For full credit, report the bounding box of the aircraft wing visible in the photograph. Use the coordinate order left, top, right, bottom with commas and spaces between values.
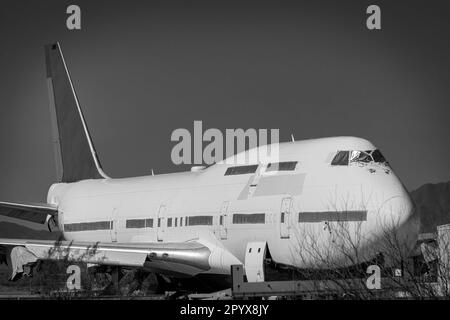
0, 201, 57, 224
0, 238, 241, 280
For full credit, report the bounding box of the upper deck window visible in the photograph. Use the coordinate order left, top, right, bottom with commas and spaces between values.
225, 165, 258, 176
266, 161, 297, 172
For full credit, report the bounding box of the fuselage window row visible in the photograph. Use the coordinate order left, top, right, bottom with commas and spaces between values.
67, 212, 273, 232
64, 221, 112, 232
125, 218, 153, 229
164, 215, 214, 227
298, 211, 367, 222
186, 215, 213, 226
232, 213, 266, 224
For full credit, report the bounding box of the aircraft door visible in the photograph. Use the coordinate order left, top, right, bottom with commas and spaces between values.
157, 204, 166, 242
57, 211, 64, 231
280, 197, 292, 239
219, 201, 229, 240
111, 208, 118, 242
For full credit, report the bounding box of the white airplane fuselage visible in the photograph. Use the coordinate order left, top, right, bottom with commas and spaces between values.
0, 43, 418, 285
46, 137, 417, 274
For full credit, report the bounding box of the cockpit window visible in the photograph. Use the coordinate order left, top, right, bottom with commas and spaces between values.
349, 151, 372, 163
331, 149, 388, 166
266, 161, 298, 172
371, 149, 387, 163
331, 151, 349, 166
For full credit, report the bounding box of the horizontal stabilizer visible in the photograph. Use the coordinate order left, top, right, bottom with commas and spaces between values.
0, 201, 57, 224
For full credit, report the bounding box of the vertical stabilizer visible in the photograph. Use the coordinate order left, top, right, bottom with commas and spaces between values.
45, 42, 109, 183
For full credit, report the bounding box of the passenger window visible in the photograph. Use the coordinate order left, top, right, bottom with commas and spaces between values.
157, 218, 161, 228
145, 218, 153, 228
180, 217, 183, 226
175, 218, 178, 227
167, 218, 172, 227
220, 215, 223, 225
281, 212, 285, 223
266, 161, 297, 172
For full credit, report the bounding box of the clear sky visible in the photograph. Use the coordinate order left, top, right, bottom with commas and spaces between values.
0, 0, 449, 217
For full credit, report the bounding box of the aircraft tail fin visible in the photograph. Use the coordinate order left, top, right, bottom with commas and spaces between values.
45, 42, 109, 183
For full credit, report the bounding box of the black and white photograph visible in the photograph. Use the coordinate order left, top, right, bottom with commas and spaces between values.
0, 0, 450, 311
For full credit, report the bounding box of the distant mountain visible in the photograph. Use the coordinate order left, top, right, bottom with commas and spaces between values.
0, 221, 62, 240
410, 182, 450, 234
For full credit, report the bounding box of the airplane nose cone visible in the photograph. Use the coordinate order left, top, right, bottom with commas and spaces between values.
365, 179, 420, 263
377, 193, 419, 247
